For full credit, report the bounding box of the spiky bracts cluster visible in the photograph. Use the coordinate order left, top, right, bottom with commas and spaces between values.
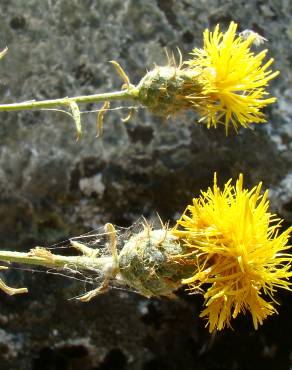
172, 174, 292, 332
138, 22, 278, 132
137, 66, 201, 117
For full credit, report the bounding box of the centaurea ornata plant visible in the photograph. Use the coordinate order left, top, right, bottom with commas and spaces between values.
0, 175, 291, 332
0, 22, 278, 137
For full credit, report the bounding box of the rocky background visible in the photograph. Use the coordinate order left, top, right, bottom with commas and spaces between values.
0, 0, 291, 369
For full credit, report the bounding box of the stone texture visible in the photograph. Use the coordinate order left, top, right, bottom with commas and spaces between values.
0, 1, 291, 369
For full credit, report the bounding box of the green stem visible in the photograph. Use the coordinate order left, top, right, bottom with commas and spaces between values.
0, 88, 139, 112
0, 249, 113, 274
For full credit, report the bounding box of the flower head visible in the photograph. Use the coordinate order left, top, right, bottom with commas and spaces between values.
186, 22, 279, 133
173, 174, 292, 332
137, 22, 278, 133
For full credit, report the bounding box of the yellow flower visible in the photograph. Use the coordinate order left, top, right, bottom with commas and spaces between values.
186, 22, 279, 133
173, 174, 292, 332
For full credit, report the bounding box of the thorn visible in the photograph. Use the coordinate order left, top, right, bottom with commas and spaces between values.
0, 47, 8, 60
176, 46, 183, 69
164, 47, 171, 65
171, 50, 177, 68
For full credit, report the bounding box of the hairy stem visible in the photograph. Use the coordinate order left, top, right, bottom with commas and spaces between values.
0, 249, 113, 274
0, 88, 139, 112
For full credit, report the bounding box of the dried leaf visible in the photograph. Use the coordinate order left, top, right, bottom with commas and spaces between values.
69, 101, 82, 141
121, 107, 135, 123
110, 60, 130, 87
0, 278, 28, 295
96, 101, 110, 137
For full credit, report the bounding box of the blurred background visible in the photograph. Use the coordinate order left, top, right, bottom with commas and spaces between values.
0, 0, 291, 369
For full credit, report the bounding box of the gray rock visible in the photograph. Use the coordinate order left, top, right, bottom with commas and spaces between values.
0, 1, 291, 369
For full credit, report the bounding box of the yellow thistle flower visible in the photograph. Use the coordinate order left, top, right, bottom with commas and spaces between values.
137, 22, 278, 133
186, 22, 279, 133
173, 174, 292, 332
0, 23, 278, 136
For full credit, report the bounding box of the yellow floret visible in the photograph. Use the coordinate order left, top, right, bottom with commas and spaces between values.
186, 22, 279, 133
173, 174, 292, 332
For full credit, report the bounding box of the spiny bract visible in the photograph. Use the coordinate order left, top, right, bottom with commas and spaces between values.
173, 174, 292, 332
